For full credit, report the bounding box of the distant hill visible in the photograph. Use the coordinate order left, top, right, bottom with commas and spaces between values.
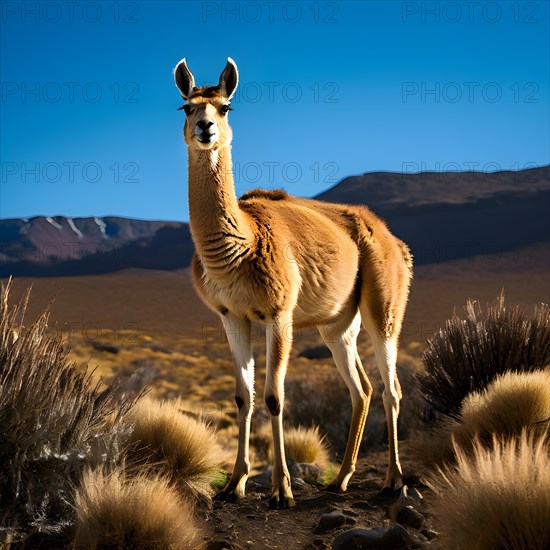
316, 166, 550, 264
316, 166, 549, 208
0, 216, 193, 277
1, 166, 548, 276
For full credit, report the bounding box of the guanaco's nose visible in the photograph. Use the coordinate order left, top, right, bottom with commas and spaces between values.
196, 120, 214, 130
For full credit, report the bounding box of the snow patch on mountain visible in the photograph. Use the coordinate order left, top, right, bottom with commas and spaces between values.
45, 217, 63, 229
94, 217, 108, 238
67, 218, 83, 238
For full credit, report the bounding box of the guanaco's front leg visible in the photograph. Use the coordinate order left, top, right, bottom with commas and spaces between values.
264, 312, 295, 509
216, 313, 254, 500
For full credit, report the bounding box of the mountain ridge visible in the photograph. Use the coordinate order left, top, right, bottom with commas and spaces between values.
1, 166, 548, 276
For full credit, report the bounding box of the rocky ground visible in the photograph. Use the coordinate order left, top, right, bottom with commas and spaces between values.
3, 245, 548, 549
202, 449, 439, 550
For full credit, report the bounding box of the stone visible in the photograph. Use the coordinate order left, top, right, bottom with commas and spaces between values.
421, 528, 438, 541
147, 343, 172, 354
249, 467, 272, 488
332, 524, 412, 550
390, 502, 425, 529
91, 342, 120, 354
299, 462, 321, 484
288, 460, 304, 481
314, 510, 347, 533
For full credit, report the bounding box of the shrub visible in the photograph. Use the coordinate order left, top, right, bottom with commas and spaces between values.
427, 434, 550, 550
418, 296, 550, 419
285, 373, 351, 454
285, 365, 419, 456
412, 369, 550, 470
125, 398, 225, 499
0, 281, 136, 545
281, 426, 330, 469
73, 468, 200, 549
456, 368, 550, 449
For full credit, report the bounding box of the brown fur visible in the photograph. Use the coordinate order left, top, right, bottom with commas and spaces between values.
240, 188, 289, 201
175, 58, 413, 508
189, 86, 224, 99
192, 186, 411, 333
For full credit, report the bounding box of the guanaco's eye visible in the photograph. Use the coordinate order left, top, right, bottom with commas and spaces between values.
220, 104, 232, 115
177, 104, 192, 114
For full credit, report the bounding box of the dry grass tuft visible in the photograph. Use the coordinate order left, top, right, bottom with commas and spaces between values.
427, 434, 550, 550
285, 373, 351, 454
413, 369, 550, 470
456, 368, 550, 448
286, 363, 420, 456
73, 468, 201, 549
0, 281, 136, 545
126, 398, 225, 499
282, 426, 330, 469
419, 296, 550, 419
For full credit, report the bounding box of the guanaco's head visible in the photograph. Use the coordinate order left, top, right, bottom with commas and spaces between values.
174, 57, 238, 151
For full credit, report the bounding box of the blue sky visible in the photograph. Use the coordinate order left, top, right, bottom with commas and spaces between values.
1, 0, 549, 221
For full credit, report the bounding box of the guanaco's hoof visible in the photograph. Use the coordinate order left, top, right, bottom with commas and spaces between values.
214, 490, 240, 503
268, 495, 296, 510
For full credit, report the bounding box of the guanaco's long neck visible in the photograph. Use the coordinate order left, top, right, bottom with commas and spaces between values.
187, 146, 253, 272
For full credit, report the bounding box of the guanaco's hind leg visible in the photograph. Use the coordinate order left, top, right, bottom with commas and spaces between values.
370, 334, 403, 491
318, 313, 373, 492
358, 234, 412, 493
359, 290, 409, 492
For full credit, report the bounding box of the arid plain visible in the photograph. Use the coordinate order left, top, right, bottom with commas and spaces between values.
4, 241, 547, 401
2, 237, 549, 548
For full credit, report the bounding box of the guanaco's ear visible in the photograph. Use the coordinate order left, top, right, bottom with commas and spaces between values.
218, 57, 239, 99
174, 58, 196, 99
